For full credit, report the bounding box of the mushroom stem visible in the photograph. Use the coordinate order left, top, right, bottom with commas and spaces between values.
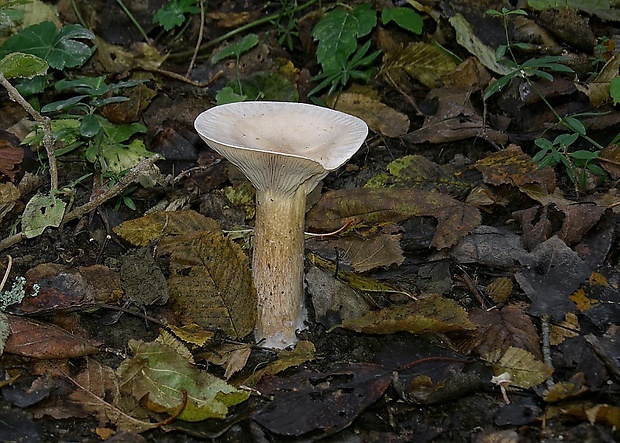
253, 185, 307, 348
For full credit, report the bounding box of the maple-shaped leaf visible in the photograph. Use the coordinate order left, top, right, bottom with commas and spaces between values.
160, 230, 256, 340
307, 188, 481, 250
340, 294, 474, 335
486, 346, 553, 389
117, 337, 249, 421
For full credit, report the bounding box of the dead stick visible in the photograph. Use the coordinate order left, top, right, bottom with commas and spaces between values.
0, 72, 58, 192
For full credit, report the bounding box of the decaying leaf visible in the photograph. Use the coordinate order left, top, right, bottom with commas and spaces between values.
308, 232, 404, 272
306, 188, 481, 250
167, 323, 215, 347
484, 277, 513, 304
599, 144, 620, 179
340, 294, 474, 335
308, 252, 411, 297
365, 155, 473, 198
306, 265, 371, 329
381, 41, 459, 89
117, 336, 249, 421
242, 340, 316, 386
199, 342, 253, 380
0, 138, 24, 182
253, 363, 391, 437
332, 91, 410, 137
120, 248, 168, 306
469, 304, 542, 361
161, 230, 256, 340
546, 403, 620, 428
544, 372, 589, 403
550, 312, 580, 346
475, 144, 556, 191
21, 263, 122, 314
569, 268, 620, 330
4, 315, 100, 358
113, 210, 221, 247
487, 346, 553, 389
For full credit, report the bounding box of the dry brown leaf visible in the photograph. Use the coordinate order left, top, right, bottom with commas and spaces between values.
306, 188, 481, 250
599, 144, 620, 179
484, 277, 513, 304
475, 144, 556, 191
113, 210, 221, 247
332, 92, 410, 137
161, 231, 256, 340
198, 343, 253, 380
340, 294, 474, 335
4, 315, 100, 359
469, 304, 542, 361
242, 340, 316, 386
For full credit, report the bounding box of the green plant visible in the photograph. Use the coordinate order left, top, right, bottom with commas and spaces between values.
0, 20, 95, 95
310, 3, 423, 96
211, 33, 259, 104
0, 0, 29, 34
25, 75, 152, 178
153, 0, 200, 31
485, 7, 608, 190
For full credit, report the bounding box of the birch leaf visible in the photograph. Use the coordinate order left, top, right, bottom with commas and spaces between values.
487, 346, 553, 389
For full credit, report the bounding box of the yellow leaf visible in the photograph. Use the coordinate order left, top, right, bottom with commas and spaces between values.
489, 347, 553, 389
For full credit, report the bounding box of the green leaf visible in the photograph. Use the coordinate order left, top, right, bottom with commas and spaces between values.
570, 150, 598, 161
211, 33, 259, 64
40, 94, 89, 113
484, 71, 518, 100
0, 52, 48, 79
22, 193, 66, 238
100, 120, 146, 143
312, 3, 377, 71
153, 0, 199, 31
79, 114, 101, 137
117, 335, 249, 421
610, 76, 620, 105
54, 75, 109, 95
553, 132, 579, 147
563, 116, 586, 134
215, 86, 247, 105
0, 21, 94, 70
381, 7, 423, 34
100, 139, 154, 176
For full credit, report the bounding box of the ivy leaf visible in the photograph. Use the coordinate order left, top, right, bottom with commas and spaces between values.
312, 3, 377, 71
0, 52, 48, 79
153, 0, 200, 31
0, 21, 95, 70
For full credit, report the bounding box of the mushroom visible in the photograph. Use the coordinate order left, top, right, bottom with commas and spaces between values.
194, 101, 368, 348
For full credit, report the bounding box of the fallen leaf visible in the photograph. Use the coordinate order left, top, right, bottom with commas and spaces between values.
570, 268, 620, 330
253, 363, 391, 437
475, 144, 556, 191
599, 144, 620, 179
113, 210, 221, 247
543, 372, 588, 403
381, 41, 459, 89
242, 340, 316, 386
332, 91, 410, 137
550, 312, 580, 346
161, 231, 256, 340
21, 263, 122, 314
117, 336, 249, 422
0, 137, 24, 182
365, 154, 473, 198
166, 323, 215, 347
306, 265, 371, 329
340, 294, 474, 335
307, 188, 481, 250
487, 346, 553, 389
4, 315, 100, 358
469, 304, 542, 361
484, 277, 513, 304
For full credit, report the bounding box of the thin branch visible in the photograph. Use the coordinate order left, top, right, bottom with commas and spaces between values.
0, 72, 58, 192
186, 0, 206, 78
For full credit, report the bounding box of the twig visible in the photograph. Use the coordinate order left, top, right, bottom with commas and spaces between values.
63, 154, 161, 223
541, 314, 554, 390
0, 155, 161, 253
186, 0, 206, 78
0, 73, 58, 192
0, 255, 12, 292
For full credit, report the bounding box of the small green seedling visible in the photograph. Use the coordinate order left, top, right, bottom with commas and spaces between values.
153, 0, 199, 31
211, 33, 259, 104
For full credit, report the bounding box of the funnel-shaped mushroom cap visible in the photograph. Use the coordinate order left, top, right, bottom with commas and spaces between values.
194, 101, 368, 196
